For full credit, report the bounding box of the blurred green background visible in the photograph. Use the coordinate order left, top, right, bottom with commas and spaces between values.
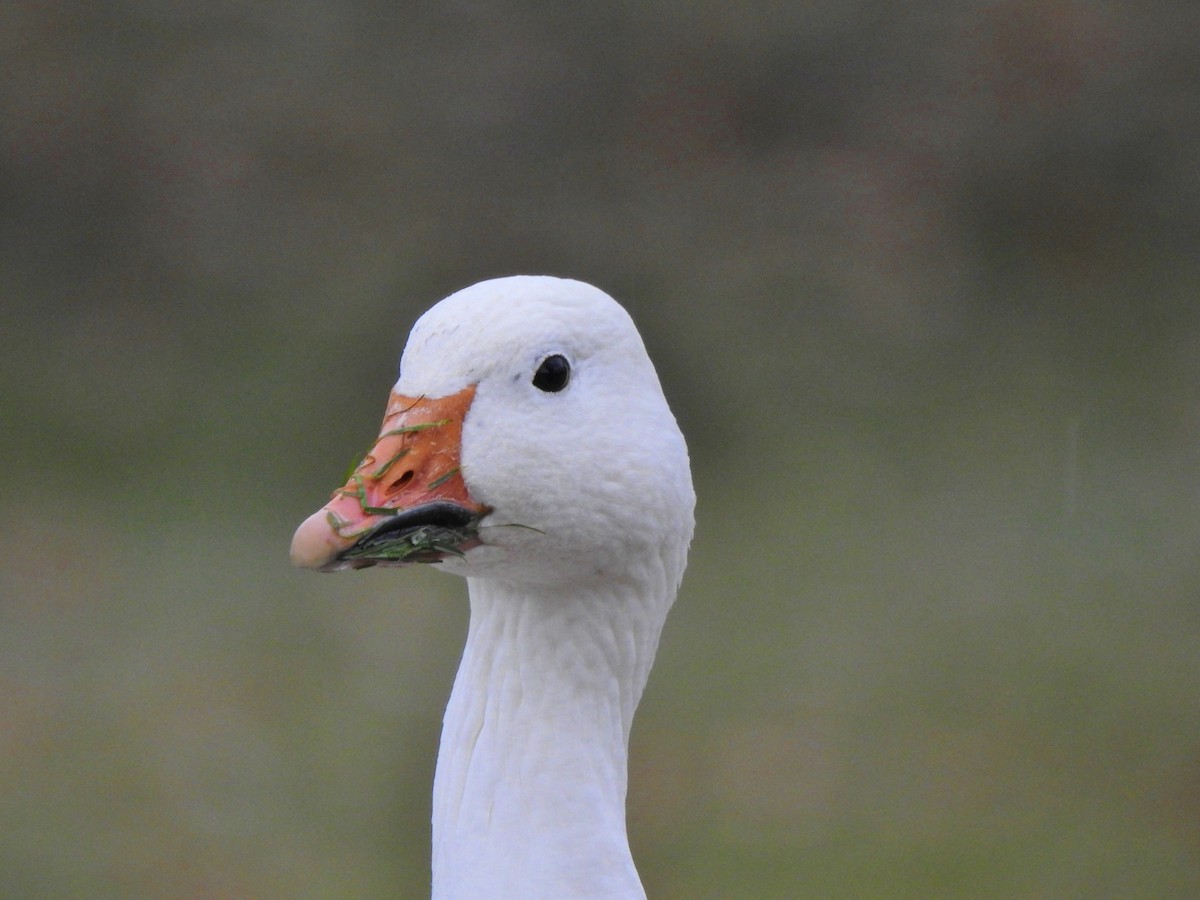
3, 2, 1199, 897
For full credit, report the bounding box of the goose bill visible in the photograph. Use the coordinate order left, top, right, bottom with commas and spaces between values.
290, 385, 490, 572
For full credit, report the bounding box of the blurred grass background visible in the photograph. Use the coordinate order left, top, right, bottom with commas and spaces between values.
3, 2, 1199, 897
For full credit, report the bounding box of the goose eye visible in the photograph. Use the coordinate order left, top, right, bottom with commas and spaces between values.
532, 354, 571, 393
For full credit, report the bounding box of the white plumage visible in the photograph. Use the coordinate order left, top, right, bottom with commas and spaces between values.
292, 276, 695, 899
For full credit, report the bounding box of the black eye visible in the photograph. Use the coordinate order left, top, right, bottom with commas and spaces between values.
532, 354, 571, 393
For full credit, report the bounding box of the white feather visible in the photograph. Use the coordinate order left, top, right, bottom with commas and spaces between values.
384, 276, 692, 898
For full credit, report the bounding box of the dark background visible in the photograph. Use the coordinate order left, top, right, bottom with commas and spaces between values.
3, 2, 1199, 896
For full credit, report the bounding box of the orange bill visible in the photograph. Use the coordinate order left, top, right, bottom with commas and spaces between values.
290, 385, 490, 571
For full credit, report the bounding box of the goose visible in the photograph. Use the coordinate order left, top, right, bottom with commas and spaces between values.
291, 276, 695, 899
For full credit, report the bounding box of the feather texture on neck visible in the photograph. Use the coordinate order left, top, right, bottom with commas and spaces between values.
431, 559, 678, 900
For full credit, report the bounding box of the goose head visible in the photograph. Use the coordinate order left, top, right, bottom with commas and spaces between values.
291, 275, 695, 592
291, 276, 694, 897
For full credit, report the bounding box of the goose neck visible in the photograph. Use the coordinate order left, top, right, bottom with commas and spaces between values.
430, 575, 667, 899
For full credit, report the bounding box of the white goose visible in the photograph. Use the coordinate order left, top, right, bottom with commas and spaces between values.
291, 276, 695, 899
